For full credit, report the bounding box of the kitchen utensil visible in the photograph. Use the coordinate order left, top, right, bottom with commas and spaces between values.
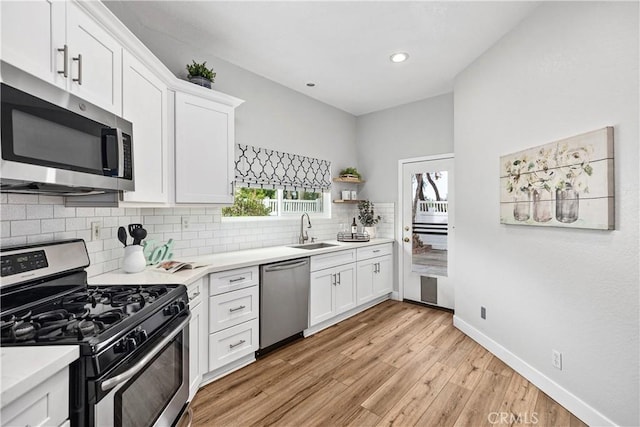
128, 223, 142, 239
117, 226, 128, 247
132, 227, 147, 246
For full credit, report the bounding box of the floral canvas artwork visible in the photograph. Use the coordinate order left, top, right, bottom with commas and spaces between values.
500, 127, 614, 230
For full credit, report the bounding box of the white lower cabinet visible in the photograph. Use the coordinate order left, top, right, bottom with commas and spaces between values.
309, 262, 356, 327
1, 366, 69, 427
208, 318, 259, 370
207, 267, 259, 372
356, 243, 394, 305
187, 278, 207, 401
357, 254, 393, 304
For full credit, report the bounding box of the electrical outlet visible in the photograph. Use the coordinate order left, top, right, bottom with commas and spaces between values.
480, 306, 486, 319
181, 216, 190, 231
552, 350, 562, 370
91, 222, 101, 241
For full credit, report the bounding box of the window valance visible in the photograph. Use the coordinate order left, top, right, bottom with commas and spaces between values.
234, 144, 332, 191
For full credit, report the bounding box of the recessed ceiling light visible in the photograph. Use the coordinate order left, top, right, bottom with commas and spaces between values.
390, 52, 409, 63
306, 82, 316, 87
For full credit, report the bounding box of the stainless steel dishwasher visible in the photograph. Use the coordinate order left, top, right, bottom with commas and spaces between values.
258, 257, 310, 355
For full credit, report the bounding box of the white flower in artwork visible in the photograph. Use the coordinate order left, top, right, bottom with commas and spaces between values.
555, 143, 594, 193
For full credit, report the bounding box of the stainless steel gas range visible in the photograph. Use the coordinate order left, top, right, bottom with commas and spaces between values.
0, 239, 190, 427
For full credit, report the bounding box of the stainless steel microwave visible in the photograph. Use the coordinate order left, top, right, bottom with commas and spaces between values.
0, 75, 134, 195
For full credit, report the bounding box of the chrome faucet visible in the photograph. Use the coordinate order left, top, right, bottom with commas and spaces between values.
299, 213, 312, 244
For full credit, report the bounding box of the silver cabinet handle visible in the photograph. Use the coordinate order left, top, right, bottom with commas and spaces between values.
72, 53, 82, 85
188, 291, 200, 301
373, 249, 381, 253
229, 305, 246, 312
337, 272, 341, 285
230, 181, 234, 195
229, 277, 245, 283
229, 339, 246, 349
331, 273, 336, 286
101, 314, 191, 391
57, 44, 68, 77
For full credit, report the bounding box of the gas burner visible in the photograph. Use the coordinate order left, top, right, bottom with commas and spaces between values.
90, 308, 126, 325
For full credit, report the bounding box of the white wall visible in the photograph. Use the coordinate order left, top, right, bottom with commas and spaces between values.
355, 93, 454, 202
453, 2, 638, 426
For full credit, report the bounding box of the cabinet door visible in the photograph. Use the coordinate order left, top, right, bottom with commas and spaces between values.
334, 264, 356, 314
67, 2, 122, 114
373, 255, 393, 297
121, 51, 169, 204
188, 300, 203, 400
309, 269, 335, 326
175, 92, 234, 204
1, 0, 66, 88
356, 260, 375, 305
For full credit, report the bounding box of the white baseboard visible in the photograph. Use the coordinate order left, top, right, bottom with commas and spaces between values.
453, 316, 615, 427
199, 353, 256, 388
391, 291, 400, 301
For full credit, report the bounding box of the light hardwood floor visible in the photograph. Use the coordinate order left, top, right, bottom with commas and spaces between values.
191, 300, 588, 427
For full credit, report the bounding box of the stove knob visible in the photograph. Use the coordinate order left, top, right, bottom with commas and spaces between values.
114, 339, 127, 353
126, 337, 137, 353
176, 299, 187, 311
135, 329, 148, 343
163, 304, 180, 316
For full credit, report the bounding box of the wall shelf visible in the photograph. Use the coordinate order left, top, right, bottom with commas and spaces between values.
333, 199, 362, 204
333, 177, 365, 184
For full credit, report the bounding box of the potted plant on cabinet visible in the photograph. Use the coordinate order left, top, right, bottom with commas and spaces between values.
186, 60, 216, 88
358, 200, 381, 238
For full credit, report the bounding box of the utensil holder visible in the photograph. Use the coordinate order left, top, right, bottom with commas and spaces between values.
123, 245, 146, 273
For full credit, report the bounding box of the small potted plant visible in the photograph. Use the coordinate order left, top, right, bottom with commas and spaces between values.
358, 200, 381, 238
186, 60, 216, 89
338, 167, 362, 181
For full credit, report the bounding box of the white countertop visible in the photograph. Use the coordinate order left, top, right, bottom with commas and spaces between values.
90, 238, 394, 286
1, 345, 79, 407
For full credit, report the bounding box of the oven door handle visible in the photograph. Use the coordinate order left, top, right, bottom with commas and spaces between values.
100, 314, 191, 392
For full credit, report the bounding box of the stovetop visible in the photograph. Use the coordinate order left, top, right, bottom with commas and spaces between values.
1, 284, 176, 345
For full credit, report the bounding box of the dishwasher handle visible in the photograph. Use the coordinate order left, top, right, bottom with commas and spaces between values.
263, 259, 309, 272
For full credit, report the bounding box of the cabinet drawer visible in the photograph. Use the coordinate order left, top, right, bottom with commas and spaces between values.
209, 286, 258, 333
187, 278, 204, 308
209, 266, 258, 295
1, 367, 69, 427
357, 243, 393, 261
209, 318, 258, 370
310, 249, 356, 272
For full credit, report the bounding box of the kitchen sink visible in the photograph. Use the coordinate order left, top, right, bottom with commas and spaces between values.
288, 242, 339, 250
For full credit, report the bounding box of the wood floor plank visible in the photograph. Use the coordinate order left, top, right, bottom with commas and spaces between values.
486, 355, 513, 377
497, 372, 539, 423
267, 378, 348, 427
308, 359, 397, 427
375, 362, 456, 427
190, 301, 586, 427
414, 382, 473, 427
453, 370, 512, 427
534, 391, 573, 427
449, 343, 494, 390
361, 344, 444, 416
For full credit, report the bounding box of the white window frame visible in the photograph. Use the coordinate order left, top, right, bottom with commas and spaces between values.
222, 189, 332, 222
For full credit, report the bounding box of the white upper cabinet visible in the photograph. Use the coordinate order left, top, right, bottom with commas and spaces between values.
66, 2, 122, 114
175, 92, 235, 204
1, 1, 122, 115
121, 51, 168, 204
1, 0, 66, 88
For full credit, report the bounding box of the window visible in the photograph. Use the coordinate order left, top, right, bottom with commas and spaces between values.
222, 188, 329, 218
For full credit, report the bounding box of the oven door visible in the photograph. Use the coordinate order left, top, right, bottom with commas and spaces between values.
94, 313, 190, 427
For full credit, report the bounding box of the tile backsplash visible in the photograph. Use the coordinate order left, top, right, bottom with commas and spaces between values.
1, 193, 395, 277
